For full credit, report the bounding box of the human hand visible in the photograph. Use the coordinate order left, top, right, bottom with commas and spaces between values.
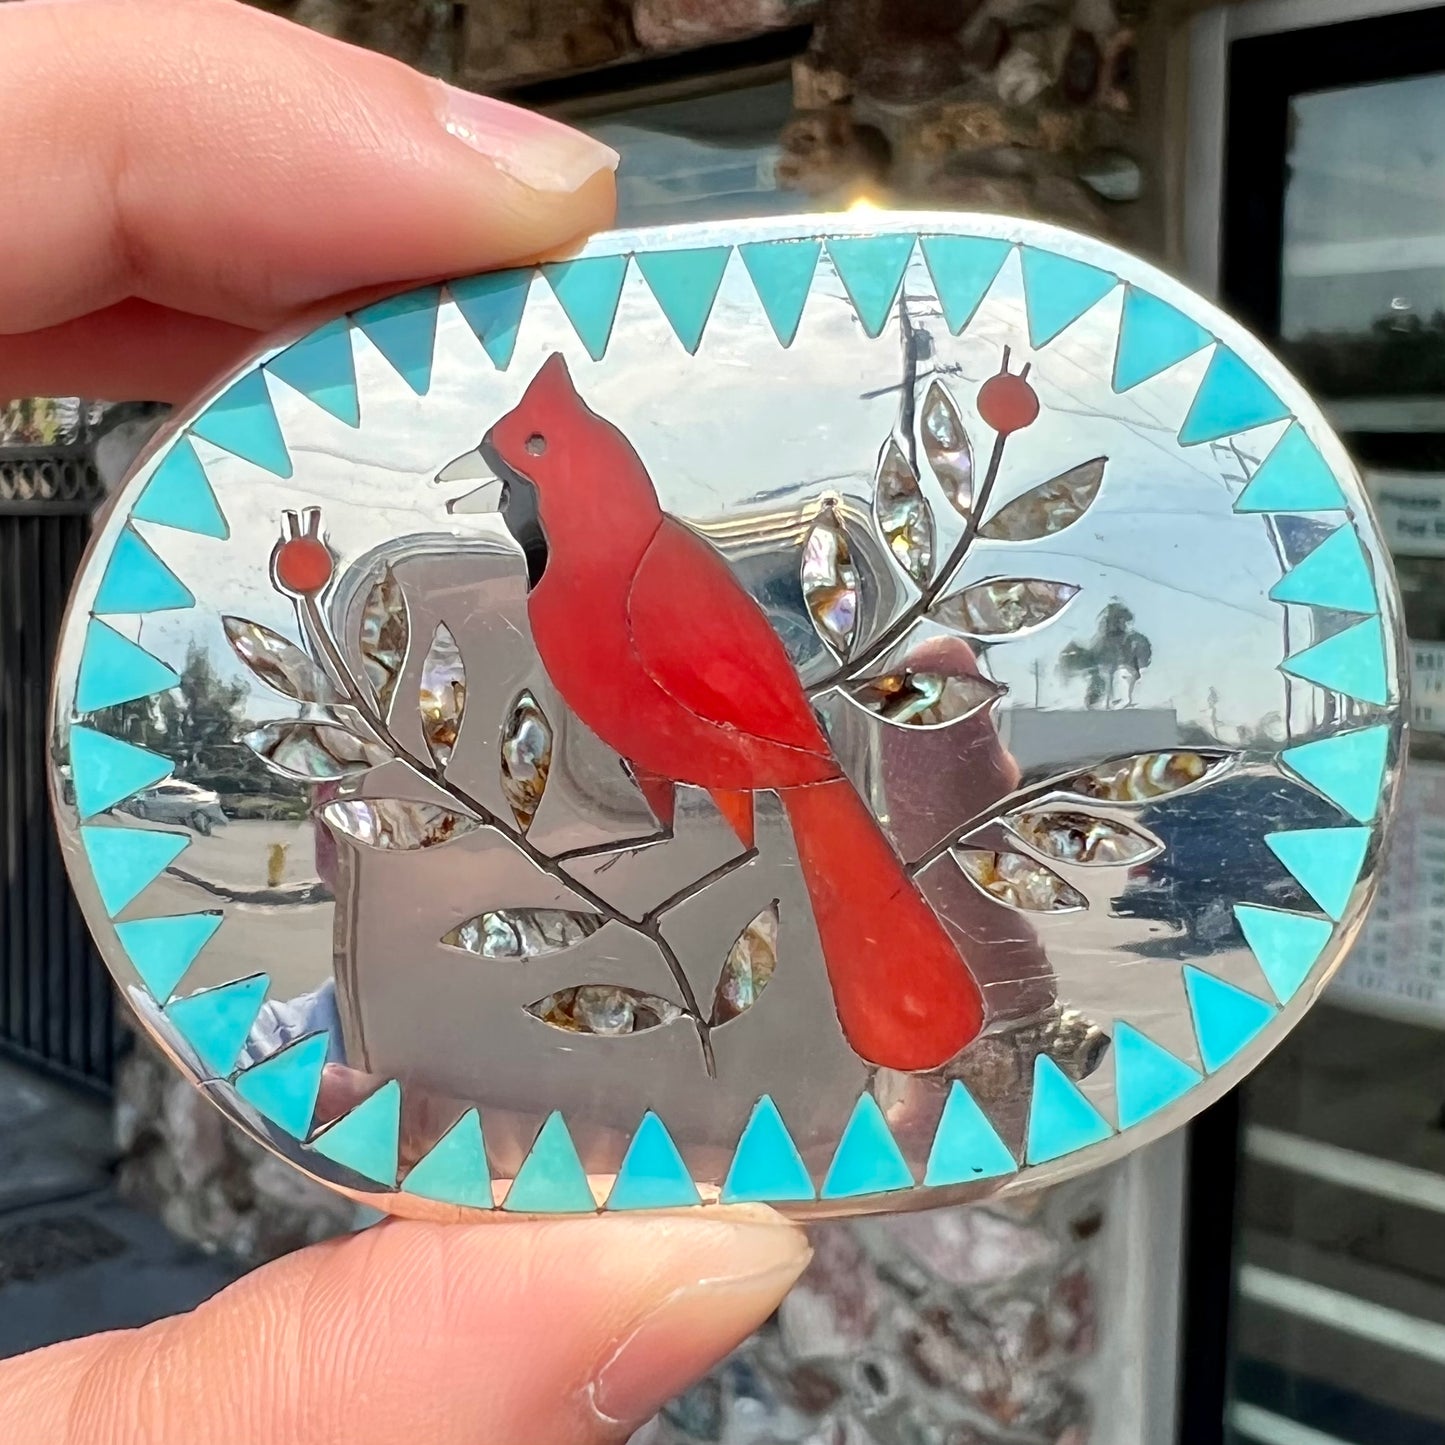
0, 1, 812, 1439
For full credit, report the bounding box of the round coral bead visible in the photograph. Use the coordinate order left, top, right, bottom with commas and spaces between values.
274, 536, 333, 595
977, 372, 1040, 434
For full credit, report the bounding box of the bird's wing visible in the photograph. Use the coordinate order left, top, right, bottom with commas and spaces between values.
627, 517, 831, 758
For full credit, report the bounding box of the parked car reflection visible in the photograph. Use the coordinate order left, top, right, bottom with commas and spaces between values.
119, 779, 228, 835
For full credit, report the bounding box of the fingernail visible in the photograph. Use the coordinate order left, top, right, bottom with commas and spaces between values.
588, 1223, 811, 1428
436, 86, 619, 193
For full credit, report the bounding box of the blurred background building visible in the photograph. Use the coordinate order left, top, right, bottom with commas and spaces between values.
3, 2, 1444, 1443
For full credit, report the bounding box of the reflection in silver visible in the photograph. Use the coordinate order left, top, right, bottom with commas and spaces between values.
712, 900, 779, 1024
320, 798, 480, 850
222, 616, 336, 703
442, 908, 601, 959
921, 380, 974, 516
359, 565, 408, 714
956, 849, 1088, 913
527, 985, 683, 1035
981, 457, 1106, 541
801, 506, 860, 655
1006, 809, 1160, 865
242, 719, 386, 781
1068, 750, 1224, 803
875, 441, 934, 583
850, 667, 1004, 726
932, 578, 1079, 636
419, 622, 465, 767
499, 689, 551, 830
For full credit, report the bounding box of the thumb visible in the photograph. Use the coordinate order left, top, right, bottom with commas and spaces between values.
0, 1211, 810, 1445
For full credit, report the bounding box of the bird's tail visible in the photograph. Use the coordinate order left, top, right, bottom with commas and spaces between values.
782, 777, 985, 1071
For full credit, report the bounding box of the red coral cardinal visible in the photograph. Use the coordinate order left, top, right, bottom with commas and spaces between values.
484, 353, 985, 1071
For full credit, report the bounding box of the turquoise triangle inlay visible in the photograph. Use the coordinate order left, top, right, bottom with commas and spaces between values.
353, 287, 442, 396
504, 1112, 596, 1213
821, 1094, 913, 1198
1179, 346, 1290, 445
635, 247, 732, 353
722, 1096, 815, 1203
165, 973, 268, 1078
918, 235, 1011, 335
1113, 1023, 1202, 1130
738, 238, 821, 346
1281, 616, 1389, 705
607, 1111, 702, 1210
1113, 286, 1212, 391
131, 438, 229, 539
1235, 905, 1333, 1004
1266, 826, 1371, 921
451, 269, 532, 369
93, 528, 195, 616
189, 370, 292, 478
1270, 526, 1376, 614
70, 726, 172, 820
76, 620, 180, 713
1235, 424, 1347, 513
1026, 1055, 1113, 1164
1020, 247, 1117, 348
1184, 967, 1275, 1072
265, 318, 360, 426
825, 234, 916, 339
543, 255, 629, 361
924, 1080, 1017, 1186
81, 826, 188, 916
310, 1079, 402, 1185
1281, 725, 1390, 824
403, 1109, 491, 1207
234, 1032, 329, 1138
115, 911, 221, 1003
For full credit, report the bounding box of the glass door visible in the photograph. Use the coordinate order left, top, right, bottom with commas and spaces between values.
1211, 8, 1445, 1444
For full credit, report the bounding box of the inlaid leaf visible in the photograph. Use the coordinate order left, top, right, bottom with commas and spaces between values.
931, 578, 1079, 636
358, 565, 408, 715
874, 441, 934, 583
1004, 808, 1161, 866
526, 985, 683, 1036
711, 901, 779, 1025
242, 720, 386, 781
222, 617, 336, 703
1065, 750, 1231, 803
980, 457, 1105, 541
849, 660, 1004, 727
420, 622, 465, 767
500, 689, 551, 831
801, 504, 860, 656
921, 379, 974, 516
955, 848, 1087, 913
319, 798, 479, 850
442, 909, 601, 958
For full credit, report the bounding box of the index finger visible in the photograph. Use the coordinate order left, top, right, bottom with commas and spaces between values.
0, 0, 618, 336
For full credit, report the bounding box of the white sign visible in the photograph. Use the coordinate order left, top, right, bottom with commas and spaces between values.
1333, 758, 1445, 1026
1410, 642, 1445, 735
1367, 469, 1445, 557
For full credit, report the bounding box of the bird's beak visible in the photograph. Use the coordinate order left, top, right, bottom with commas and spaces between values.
436, 447, 504, 515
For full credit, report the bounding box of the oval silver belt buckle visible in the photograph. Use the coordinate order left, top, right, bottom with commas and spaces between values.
50, 212, 1404, 1218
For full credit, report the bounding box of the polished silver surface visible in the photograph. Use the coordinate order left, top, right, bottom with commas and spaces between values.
49, 212, 1405, 1217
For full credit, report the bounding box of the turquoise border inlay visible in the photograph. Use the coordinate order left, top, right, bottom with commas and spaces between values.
504, 1111, 595, 1213
1184, 967, 1275, 1072
165, 973, 269, 1077
1269, 525, 1377, 615
234, 1031, 330, 1139
403, 1108, 491, 1207
266, 317, 361, 427
114, 911, 220, 1003
1113, 1024, 1202, 1130
1020, 247, 1117, 348
1266, 826, 1371, 921
81, 826, 188, 916
1235, 424, 1348, 513
543, 255, 629, 361
721, 1095, 815, 1203
1178, 346, 1289, 446
190, 370, 292, 478
821, 1094, 913, 1198
1113, 285, 1211, 392
69, 726, 172, 820
93, 528, 195, 615
919, 234, 1011, 336
1025, 1055, 1112, 1164
607, 1111, 702, 1210
131, 437, 229, 539
353, 288, 443, 397
76, 620, 180, 713
738, 238, 822, 347
825, 234, 916, 339
1281, 725, 1390, 823
924, 1080, 1017, 1185
451, 270, 533, 370
1282, 616, 1389, 706
1234, 905, 1333, 1004
634, 247, 732, 354
309, 1078, 402, 1185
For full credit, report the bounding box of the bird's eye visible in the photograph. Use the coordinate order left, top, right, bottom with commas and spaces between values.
525, 433, 547, 457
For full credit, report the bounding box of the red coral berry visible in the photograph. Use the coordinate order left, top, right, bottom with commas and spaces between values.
274, 536, 333, 595
978, 371, 1040, 435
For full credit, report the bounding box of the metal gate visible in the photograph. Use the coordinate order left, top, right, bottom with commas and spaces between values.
0, 404, 116, 1091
